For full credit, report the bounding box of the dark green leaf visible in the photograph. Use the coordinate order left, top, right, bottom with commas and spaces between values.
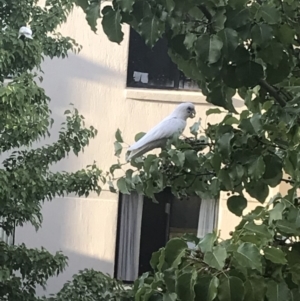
117, 177, 130, 194
266, 280, 291, 301
263, 247, 287, 264
217, 132, 234, 160
204, 245, 227, 270
276, 220, 300, 236
176, 271, 197, 301
217, 28, 239, 58
116, 0, 135, 13
226, 7, 250, 29
206, 108, 224, 116
234, 242, 262, 272
114, 141, 122, 156
248, 156, 265, 180
236, 61, 264, 87
227, 195, 247, 217
164, 238, 187, 268
195, 34, 223, 64
115, 128, 123, 143
245, 181, 269, 203
86, 1, 100, 32
244, 278, 266, 301
218, 276, 245, 301
257, 4, 280, 25
251, 23, 273, 47
101, 7, 124, 43
198, 232, 217, 253
195, 275, 219, 301
139, 16, 164, 47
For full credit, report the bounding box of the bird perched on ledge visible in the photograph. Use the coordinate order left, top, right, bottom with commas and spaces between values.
127, 102, 196, 161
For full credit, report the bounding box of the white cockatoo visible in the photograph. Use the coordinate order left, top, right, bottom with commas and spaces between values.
127, 102, 196, 161
18, 26, 33, 39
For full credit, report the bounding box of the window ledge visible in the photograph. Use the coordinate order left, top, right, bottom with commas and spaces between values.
125, 88, 209, 105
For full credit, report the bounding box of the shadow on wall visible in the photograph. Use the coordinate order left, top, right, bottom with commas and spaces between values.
37, 251, 113, 296
15, 196, 119, 296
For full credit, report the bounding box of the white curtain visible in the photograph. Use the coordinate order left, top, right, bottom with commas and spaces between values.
197, 198, 219, 238
117, 192, 143, 281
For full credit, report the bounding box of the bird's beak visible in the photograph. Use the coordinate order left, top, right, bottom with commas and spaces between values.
191, 109, 196, 118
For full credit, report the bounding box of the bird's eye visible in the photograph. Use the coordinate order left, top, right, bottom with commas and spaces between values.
187, 106, 192, 111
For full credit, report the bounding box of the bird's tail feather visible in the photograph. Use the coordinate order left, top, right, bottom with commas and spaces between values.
127, 139, 167, 162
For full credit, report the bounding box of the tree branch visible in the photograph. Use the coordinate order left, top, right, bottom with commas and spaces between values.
258, 79, 286, 107
198, 5, 212, 21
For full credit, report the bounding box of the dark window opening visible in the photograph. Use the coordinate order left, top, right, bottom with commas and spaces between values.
114, 189, 217, 282
126, 28, 200, 91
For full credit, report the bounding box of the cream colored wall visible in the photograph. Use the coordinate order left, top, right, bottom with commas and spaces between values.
13, 3, 283, 295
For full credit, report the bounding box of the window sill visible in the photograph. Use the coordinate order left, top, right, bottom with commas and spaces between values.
125, 88, 209, 105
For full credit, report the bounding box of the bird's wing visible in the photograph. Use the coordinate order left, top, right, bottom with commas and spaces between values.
128, 117, 186, 151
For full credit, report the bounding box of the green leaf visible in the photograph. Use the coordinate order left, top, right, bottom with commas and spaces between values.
135, 132, 146, 142
276, 220, 300, 236
234, 242, 262, 272
248, 156, 265, 180
195, 34, 223, 64
204, 245, 227, 270
163, 268, 176, 292
266, 280, 291, 301
198, 232, 217, 253
227, 195, 247, 217
266, 53, 291, 84
165, 0, 175, 12
116, 0, 135, 13
189, 119, 200, 136
163, 292, 177, 301
74, 0, 89, 11
290, 264, 300, 286
263, 247, 287, 264
86, 1, 100, 32
244, 222, 273, 239
176, 271, 197, 301
117, 177, 130, 194
269, 202, 285, 224
262, 154, 283, 187
257, 4, 280, 25
109, 163, 121, 174
101, 7, 124, 44
164, 238, 187, 268
114, 141, 122, 156
245, 181, 269, 203
195, 275, 219, 301
236, 61, 264, 87
218, 276, 245, 301
139, 16, 164, 47
170, 151, 185, 167
217, 28, 239, 58
251, 23, 273, 47
226, 7, 250, 29
115, 128, 123, 143
244, 278, 266, 301
206, 108, 224, 116
217, 132, 234, 160
277, 24, 295, 45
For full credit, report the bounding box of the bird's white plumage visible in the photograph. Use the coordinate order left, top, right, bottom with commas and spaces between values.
18, 26, 33, 39
127, 102, 196, 160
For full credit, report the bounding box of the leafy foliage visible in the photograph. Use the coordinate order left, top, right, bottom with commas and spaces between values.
73, 0, 300, 300
50, 269, 133, 301
0, 1, 104, 300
